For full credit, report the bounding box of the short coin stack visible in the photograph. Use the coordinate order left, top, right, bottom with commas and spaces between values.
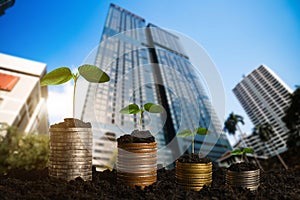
226, 169, 260, 191
117, 142, 157, 188
176, 161, 212, 191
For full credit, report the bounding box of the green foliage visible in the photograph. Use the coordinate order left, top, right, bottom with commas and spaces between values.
177, 128, 209, 137
143, 103, 164, 113
253, 123, 274, 142
0, 126, 49, 174
177, 129, 193, 137
78, 64, 110, 83
119, 103, 164, 115
41, 65, 110, 86
40, 67, 73, 86
286, 130, 300, 148
243, 147, 254, 154
41, 64, 110, 117
231, 149, 243, 155
231, 147, 254, 163
196, 127, 209, 135
282, 87, 300, 148
177, 127, 209, 154
231, 147, 254, 155
119, 104, 141, 114
224, 112, 244, 136
119, 103, 164, 126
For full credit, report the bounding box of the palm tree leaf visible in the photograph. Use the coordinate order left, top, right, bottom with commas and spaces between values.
224, 118, 237, 134
235, 114, 244, 124
254, 123, 274, 142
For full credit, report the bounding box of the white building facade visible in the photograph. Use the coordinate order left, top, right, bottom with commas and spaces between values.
233, 65, 292, 157
0, 53, 48, 134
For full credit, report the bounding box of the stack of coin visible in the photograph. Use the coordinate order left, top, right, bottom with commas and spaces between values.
49, 127, 92, 181
176, 161, 212, 191
226, 169, 260, 191
117, 142, 157, 188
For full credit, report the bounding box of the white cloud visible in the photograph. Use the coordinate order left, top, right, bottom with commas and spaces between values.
46, 83, 73, 124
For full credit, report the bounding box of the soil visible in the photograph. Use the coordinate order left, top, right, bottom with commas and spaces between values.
177, 153, 211, 163
228, 162, 258, 172
50, 118, 91, 128
1, 166, 300, 199
260, 146, 300, 171
117, 129, 155, 144
1, 147, 299, 199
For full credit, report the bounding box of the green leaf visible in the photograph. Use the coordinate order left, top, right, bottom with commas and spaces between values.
231, 149, 243, 155
119, 104, 141, 114
177, 129, 194, 137
196, 127, 209, 135
144, 103, 164, 113
243, 147, 254, 154
78, 64, 110, 83
40, 67, 72, 86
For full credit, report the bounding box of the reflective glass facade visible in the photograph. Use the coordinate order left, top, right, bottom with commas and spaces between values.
81, 4, 232, 170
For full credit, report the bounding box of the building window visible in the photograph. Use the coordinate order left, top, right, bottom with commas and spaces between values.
0, 72, 20, 91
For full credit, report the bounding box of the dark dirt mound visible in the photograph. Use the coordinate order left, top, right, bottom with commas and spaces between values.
228, 162, 258, 172
260, 146, 300, 170
117, 130, 155, 144
50, 118, 91, 128
1, 166, 300, 199
177, 153, 211, 163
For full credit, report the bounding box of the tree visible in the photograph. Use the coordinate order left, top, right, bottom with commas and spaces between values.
224, 113, 263, 170
282, 87, 300, 148
224, 112, 244, 143
0, 124, 49, 174
253, 123, 288, 170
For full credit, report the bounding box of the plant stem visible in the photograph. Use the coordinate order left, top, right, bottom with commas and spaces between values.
139, 110, 144, 130
192, 133, 195, 154
73, 74, 78, 119
243, 153, 249, 163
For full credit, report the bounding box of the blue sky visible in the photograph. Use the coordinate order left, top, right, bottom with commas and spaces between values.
1, 0, 299, 144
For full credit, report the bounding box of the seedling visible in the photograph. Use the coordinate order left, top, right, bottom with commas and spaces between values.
177, 127, 209, 154
41, 65, 110, 118
231, 147, 254, 163
119, 103, 164, 129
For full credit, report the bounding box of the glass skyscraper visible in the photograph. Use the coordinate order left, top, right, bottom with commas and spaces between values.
81, 4, 232, 170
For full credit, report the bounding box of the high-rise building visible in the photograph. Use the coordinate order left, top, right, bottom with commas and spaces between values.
0, 53, 48, 134
81, 4, 232, 170
233, 65, 292, 157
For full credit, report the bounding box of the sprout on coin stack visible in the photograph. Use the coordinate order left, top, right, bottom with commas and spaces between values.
117, 103, 164, 188
226, 147, 260, 191
41, 65, 109, 181
176, 127, 212, 191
